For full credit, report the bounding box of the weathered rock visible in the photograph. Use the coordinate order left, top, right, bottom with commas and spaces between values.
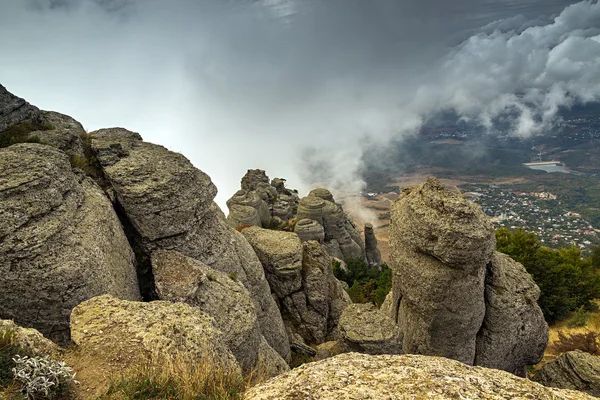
308, 188, 335, 203
389, 178, 495, 365
256, 336, 290, 378
70, 295, 240, 374
476, 252, 549, 376
227, 204, 262, 228
338, 304, 402, 355
0, 320, 59, 356
364, 223, 382, 269
533, 351, 600, 397
245, 353, 596, 400
0, 143, 141, 343
152, 250, 264, 372
0, 84, 42, 132
296, 194, 365, 263
242, 227, 304, 298
241, 169, 270, 192
294, 218, 325, 243
313, 341, 342, 361
379, 292, 396, 322
35, 111, 86, 158
90, 129, 290, 362
226, 189, 270, 227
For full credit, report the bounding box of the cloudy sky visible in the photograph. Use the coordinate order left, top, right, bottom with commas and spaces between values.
1, 0, 599, 207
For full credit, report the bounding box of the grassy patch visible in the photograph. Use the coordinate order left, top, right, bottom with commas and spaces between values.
98, 353, 246, 400
0, 121, 53, 148
334, 259, 392, 307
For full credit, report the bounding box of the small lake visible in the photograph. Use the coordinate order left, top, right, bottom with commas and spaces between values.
526, 164, 571, 174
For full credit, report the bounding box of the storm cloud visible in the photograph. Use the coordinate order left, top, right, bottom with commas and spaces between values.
0, 0, 597, 206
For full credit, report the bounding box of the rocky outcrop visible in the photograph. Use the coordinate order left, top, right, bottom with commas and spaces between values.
476, 252, 548, 376
0, 320, 59, 356
89, 128, 290, 362
227, 170, 300, 228
364, 223, 382, 269
294, 218, 325, 243
0, 143, 141, 343
388, 178, 547, 374
533, 351, 600, 397
242, 227, 351, 344
338, 304, 401, 355
152, 250, 287, 375
70, 295, 240, 373
0, 84, 42, 132
245, 353, 594, 400
34, 111, 86, 158
296, 191, 365, 263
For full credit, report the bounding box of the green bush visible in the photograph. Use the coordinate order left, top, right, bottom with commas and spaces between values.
0, 121, 53, 148
496, 228, 600, 323
568, 306, 590, 328
333, 259, 392, 307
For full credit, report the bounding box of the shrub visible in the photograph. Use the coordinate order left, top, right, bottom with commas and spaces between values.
0, 328, 20, 387
12, 355, 77, 400
568, 306, 590, 328
0, 121, 52, 148
333, 259, 392, 307
99, 352, 245, 400
548, 331, 600, 356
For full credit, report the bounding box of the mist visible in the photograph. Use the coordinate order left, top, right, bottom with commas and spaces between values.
0, 0, 598, 208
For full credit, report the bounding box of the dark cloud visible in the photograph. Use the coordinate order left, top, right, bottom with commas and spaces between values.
0, 0, 594, 206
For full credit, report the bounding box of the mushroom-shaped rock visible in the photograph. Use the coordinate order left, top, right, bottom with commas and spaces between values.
241, 227, 304, 298
338, 304, 402, 355
90, 129, 289, 362
308, 188, 335, 203
70, 295, 240, 375
227, 204, 262, 228
0, 143, 141, 343
475, 252, 549, 376
245, 353, 594, 400
364, 223, 383, 269
226, 189, 270, 227
533, 350, 600, 397
152, 250, 277, 373
389, 178, 494, 364
294, 219, 325, 243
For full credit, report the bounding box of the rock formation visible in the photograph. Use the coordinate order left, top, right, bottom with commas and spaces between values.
89, 128, 290, 362
364, 223, 382, 269
242, 227, 351, 345
152, 250, 287, 375
338, 304, 401, 355
226, 170, 300, 229
0, 84, 42, 132
533, 350, 600, 397
70, 295, 240, 374
0, 143, 141, 343
294, 218, 325, 243
475, 252, 549, 376
388, 178, 548, 374
244, 353, 594, 400
0, 320, 59, 356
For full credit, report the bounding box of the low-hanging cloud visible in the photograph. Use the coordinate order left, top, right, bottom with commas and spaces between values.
0, 0, 598, 208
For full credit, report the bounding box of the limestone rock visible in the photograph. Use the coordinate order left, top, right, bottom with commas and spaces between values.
533, 351, 600, 397
226, 189, 270, 228
152, 250, 262, 373
338, 304, 402, 355
364, 223, 382, 269
476, 252, 549, 376
241, 227, 304, 298
0, 320, 59, 356
313, 341, 342, 361
90, 129, 290, 362
0, 84, 42, 132
241, 169, 270, 192
294, 219, 325, 243
0, 143, 141, 343
35, 111, 86, 158
70, 295, 240, 374
389, 178, 494, 365
227, 204, 262, 228
379, 292, 396, 322
256, 336, 290, 378
245, 353, 595, 400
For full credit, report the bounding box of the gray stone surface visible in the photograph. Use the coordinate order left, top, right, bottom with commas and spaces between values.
90, 129, 290, 362
338, 303, 402, 355
0, 143, 141, 343
475, 252, 549, 376
0, 84, 42, 132
364, 223, 383, 269
389, 178, 494, 365
294, 218, 325, 243
533, 351, 600, 397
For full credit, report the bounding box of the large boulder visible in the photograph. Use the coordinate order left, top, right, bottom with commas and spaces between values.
475, 252, 549, 376
0, 320, 59, 356
245, 353, 594, 400
89, 129, 289, 362
533, 351, 600, 397
0, 143, 141, 343
0, 84, 42, 132
152, 250, 287, 375
338, 304, 402, 355
70, 295, 240, 374
389, 178, 495, 364
243, 228, 351, 344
